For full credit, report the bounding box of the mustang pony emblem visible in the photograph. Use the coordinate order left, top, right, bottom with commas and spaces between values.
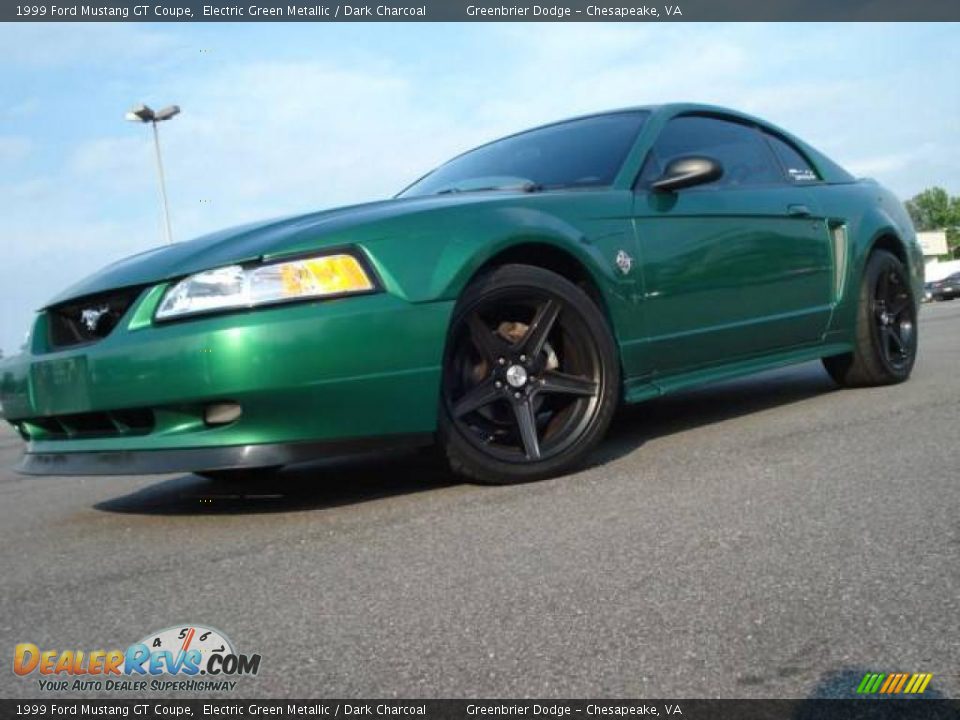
80, 305, 110, 332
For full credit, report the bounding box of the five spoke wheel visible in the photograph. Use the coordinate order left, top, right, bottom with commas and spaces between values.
451, 298, 599, 461
823, 249, 917, 387
873, 267, 915, 371
440, 264, 618, 484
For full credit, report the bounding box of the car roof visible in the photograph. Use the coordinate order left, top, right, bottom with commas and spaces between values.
522, 103, 773, 131
448, 103, 745, 158
520, 103, 854, 185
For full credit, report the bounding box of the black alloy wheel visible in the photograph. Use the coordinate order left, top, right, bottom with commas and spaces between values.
823, 249, 918, 387
872, 263, 915, 373
440, 264, 619, 484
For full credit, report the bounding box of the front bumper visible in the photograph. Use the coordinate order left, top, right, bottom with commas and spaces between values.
16, 434, 433, 476
1, 288, 453, 475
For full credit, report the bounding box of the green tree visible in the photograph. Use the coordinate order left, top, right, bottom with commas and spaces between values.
905, 187, 960, 258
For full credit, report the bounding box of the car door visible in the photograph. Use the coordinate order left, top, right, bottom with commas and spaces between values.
631, 114, 835, 375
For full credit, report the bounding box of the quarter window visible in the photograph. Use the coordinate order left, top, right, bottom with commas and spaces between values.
639, 115, 782, 189
764, 132, 820, 183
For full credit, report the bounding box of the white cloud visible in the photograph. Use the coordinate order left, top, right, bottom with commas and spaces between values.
842, 142, 960, 196
68, 136, 154, 185
3, 98, 40, 120
156, 59, 468, 235
846, 151, 921, 178
0, 23, 184, 68
0, 136, 32, 165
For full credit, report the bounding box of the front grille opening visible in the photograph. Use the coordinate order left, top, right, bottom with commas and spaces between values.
22, 408, 156, 440
111, 408, 155, 432
59, 412, 116, 436
47, 286, 145, 350
26, 416, 67, 438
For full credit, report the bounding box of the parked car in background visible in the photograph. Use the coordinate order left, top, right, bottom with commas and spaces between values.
925, 272, 960, 301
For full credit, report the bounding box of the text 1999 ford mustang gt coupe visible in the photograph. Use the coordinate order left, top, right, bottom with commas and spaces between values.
0, 104, 922, 483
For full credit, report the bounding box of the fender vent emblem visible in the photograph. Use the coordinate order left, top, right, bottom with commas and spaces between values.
616, 250, 633, 275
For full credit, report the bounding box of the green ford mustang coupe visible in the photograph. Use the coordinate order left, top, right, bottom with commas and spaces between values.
0, 103, 922, 483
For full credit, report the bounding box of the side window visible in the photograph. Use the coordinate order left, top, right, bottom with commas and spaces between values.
764, 132, 820, 183
639, 115, 782, 189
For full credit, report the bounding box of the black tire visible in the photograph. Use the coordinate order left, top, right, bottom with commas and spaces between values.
823, 249, 918, 387
196, 466, 282, 483
439, 264, 620, 484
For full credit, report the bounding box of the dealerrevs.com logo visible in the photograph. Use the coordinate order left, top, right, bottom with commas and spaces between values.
13, 624, 261, 693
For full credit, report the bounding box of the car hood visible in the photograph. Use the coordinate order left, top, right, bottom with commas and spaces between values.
45, 194, 487, 307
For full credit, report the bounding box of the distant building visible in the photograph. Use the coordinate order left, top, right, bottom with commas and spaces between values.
919, 231, 960, 281
918, 231, 948, 257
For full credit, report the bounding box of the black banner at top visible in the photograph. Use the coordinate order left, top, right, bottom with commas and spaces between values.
3, 0, 960, 22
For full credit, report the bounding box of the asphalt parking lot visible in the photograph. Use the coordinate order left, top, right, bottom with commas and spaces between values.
1, 301, 958, 700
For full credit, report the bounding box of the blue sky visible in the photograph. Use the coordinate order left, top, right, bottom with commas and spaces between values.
1, 22, 958, 355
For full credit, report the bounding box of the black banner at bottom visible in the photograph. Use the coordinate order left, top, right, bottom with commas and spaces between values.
2, 699, 958, 720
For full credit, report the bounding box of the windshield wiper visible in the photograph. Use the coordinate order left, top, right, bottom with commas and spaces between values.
435, 181, 544, 195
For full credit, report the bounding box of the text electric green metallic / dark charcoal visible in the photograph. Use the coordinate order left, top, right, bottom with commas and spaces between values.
0, 104, 922, 483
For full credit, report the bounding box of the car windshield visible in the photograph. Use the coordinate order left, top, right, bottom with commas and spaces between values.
398, 111, 649, 198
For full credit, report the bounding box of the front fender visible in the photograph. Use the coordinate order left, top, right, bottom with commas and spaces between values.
820, 181, 922, 337
433, 214, 614, 302
359, 191, 640, 341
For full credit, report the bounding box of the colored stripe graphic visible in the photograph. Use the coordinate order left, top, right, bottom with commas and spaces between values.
857, 672, 932, 694
892, 673, 909, 693
879, 674, 897, 693
879, 673, 909, 693
857, 673, 885, 693
903, 673, 933, 694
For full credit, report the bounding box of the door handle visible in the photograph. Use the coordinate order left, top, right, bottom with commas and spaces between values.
787, 204, 811, 217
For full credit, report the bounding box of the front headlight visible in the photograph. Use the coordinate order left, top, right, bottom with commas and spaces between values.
155, 252, 376, 321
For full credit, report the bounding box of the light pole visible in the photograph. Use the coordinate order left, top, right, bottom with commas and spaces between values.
126, 103, 180, 245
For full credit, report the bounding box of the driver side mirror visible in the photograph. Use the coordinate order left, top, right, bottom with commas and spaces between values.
651, 156, 723, 192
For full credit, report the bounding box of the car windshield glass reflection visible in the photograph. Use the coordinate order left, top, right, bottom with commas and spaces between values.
399, 111, 649, 197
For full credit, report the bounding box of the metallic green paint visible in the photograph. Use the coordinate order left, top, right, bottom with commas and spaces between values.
4, 292, 450, 452
0, 103, 922, 473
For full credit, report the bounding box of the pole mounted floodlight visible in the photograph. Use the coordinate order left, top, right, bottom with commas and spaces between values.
126, 103, 180, 245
